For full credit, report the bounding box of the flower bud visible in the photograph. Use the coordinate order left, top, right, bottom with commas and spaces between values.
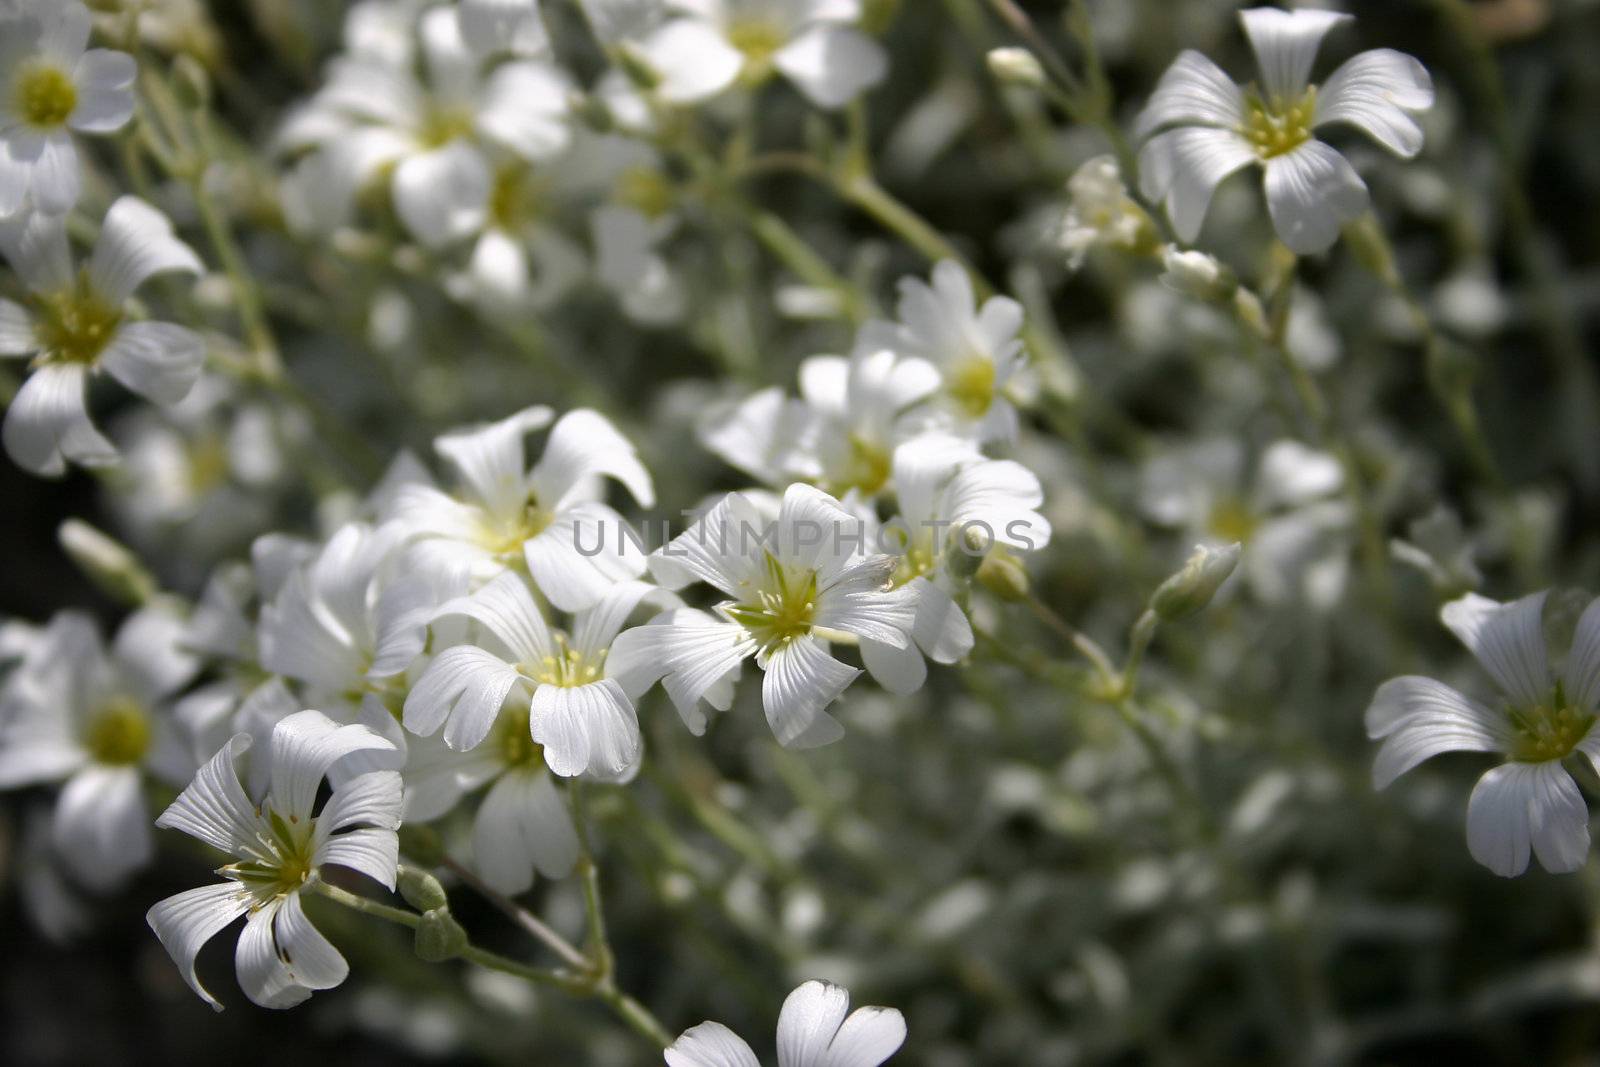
414, 908, 468, 962
1159, 247, 1235, 302
1150, 543, 1240, 622
944, 524, 989, 583
977, 548, 1030, 602
987, 47, 1045, 89
398, 865, 448, 913
58, 520, 157, 606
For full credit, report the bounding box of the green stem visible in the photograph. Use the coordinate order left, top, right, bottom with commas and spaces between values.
440, 856, 591, 972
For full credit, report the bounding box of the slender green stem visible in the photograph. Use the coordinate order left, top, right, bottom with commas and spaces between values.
440, 856, 592, 972
567, 782, 614, 978
1024, 592, 1119, 689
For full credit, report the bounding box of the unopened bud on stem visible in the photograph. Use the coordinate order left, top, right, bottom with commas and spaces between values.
1150, 543, 1240, 622
987, 47, 1045, 90
415, 908, 468, 961
58, 520, 157, 606
398, 865, 448, 913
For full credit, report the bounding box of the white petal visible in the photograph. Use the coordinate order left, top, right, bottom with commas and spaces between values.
530, 679, 640, 778
403, 645, 522, 750
1134, 50, 1245, 139
607, 609, 755, 732
1261, 140, 1369, 255
0, 297, 36, 354
859, 635, 926, 695
650, 491, 769, 595
36, 2, 92, 63
460, 0, 548, 56
1314, 49, 1434, 159
28, 133, 79, 215
1238, 7, 1350, 102
825, 1006, 907, 1067
315, 769, 403, 837
4, 363, 116, 476
777, 980, 852, 1067
87, 196, 203, 304
1564, 597, 1600, 713
75, 48, 137, 90
530, 407, 655, 509
52, 764, 150, 891
524, 504, 647, 613
761, 635, 854, 748
1441, 591, 1551, 708
434, 405, 551, 515
477, 61, 571, 160
271, 892, 350, 992
316, 826, 401, 889
1138, 127, 1257, 244
573, 580, 671, 660
97, 320, 205, 404
432, 571, 555, 665
156, 735, 262, 855
666, 1022, 762, 1067
641, 19, 743, 104
392, 142, 491, 248
814, 561, 915, 648
1256, 439, 1342, 508
471, 766, 579, 894
268, 710, 397, 822
0, 204, 72, 290
774, 25, 886, 110
146, 882, 251, 1011
69, 50, 136, 133
1364, 676, 1507, 788
912, 578, 973, 663
1467, 761, 1590, 877
235, 904, 311, 1010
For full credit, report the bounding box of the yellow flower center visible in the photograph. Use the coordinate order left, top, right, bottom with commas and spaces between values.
614, 166, 675, 220
33, 281, 124, 365
488, 164, 550, 232
1509, 684, 1596, 763
527, 631, 606, 688
726, 18, 785, 70
1206, 497, 1258, 544
891, 541, 938, 588
419, 105, 475, 149
947, 356, 997, 418
494, 706, 546, 768
83, 696, 151, 765
481, 490, 554, 559
14, 62, 77, 128
828, 434, 891, 497
726, 551, 818, 654
223, 807, 317, 906
1239, 86, 1316, 160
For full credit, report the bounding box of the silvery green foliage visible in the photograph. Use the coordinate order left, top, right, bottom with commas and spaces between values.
0, 0, 1596, 1063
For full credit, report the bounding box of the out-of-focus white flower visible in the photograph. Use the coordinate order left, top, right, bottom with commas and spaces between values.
1135, 8, 1433, 253
404, 572, 671, 774
0, 608, 197, 891
459, 0, 550, 57
613, 483, 916, 747
638, 0, 886, 110
592, 204, 685, 325
870, 260, 1030, 444
279, 4, 571, 248
1140, 437, 1349, 611
859, 433, 1050, 694
146, 710, 401, 1009
0, 197, 203, 476
701, 337, 939, 497
1367, 592, 1600, 877
1059, 156, 1150, 270
666, 979, 906, 1067
387, 407, 655, 612
0, 1, 135, 216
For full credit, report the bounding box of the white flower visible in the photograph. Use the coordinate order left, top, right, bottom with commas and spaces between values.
591, 203, 685, 325
700, 338, 939, 497
666, 979, 906, 1067
146, 710, 402, 1010
639, 0, 887, 110
0, 196, 204, 476
404, 572, 670, 775
613, 483, 916, 747
1139, 437, 1350, 611
1058, 155, 1149, 270
387, 406, 655, 612
0, 607, 198, 891
1135, 8, 1433, 254
278, 4, 571, 248
458, 0, 550, 58
1367, 592, 1600, 877
399, 705, 580, 894
858, 434, 1050, 694
0, 0, 136, 216
870, 260, 1029, 444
